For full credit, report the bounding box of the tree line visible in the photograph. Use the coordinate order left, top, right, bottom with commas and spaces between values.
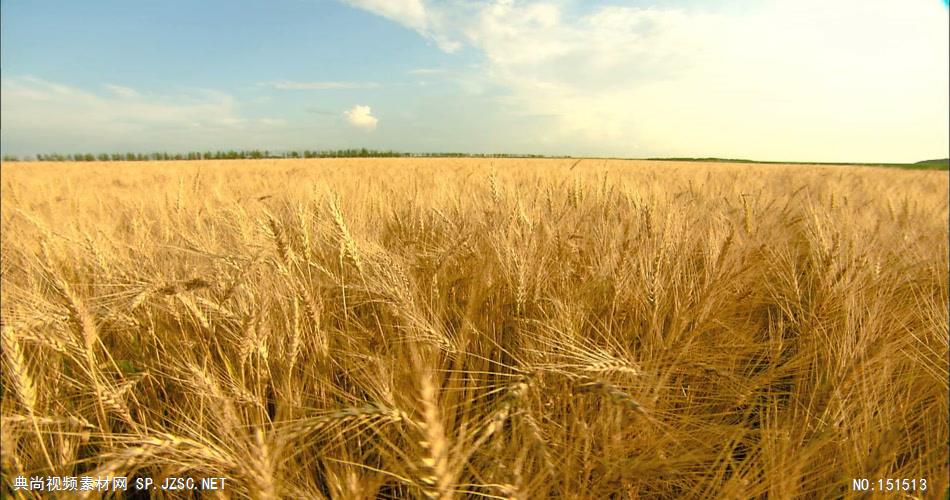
1, 149, 551, 162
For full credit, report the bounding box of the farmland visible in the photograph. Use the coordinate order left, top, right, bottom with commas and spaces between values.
1, 158, 948, 498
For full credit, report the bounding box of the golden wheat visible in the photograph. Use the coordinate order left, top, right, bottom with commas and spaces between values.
0, 158, 946, 498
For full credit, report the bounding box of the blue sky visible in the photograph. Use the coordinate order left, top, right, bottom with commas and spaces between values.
1, 0, 947, 161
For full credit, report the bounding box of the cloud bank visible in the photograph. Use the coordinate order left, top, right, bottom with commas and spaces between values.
0, 77, 282, 154
345, 0, 949, 162
267, 80, 380, 90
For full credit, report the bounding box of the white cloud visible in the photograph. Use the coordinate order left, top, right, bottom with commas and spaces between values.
257, 118, 286, 126
267, 80, 380, 90
103, 83, 140, 98
344, 0, 427, 30
341, 0, 949, 162
0, 77, 284, 154
408, 68, 446, 75
341, 0, 461, 52
2, 77, 244, 131
343, 104, 378, 131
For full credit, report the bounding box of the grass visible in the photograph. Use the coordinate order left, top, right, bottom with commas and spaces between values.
912, 158, 950, 170
1, 158, 948, 498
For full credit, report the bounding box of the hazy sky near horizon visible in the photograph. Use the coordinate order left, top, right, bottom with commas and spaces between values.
1, 0, 947, 162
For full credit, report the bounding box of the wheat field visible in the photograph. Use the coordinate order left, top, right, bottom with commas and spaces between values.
1, 158, 947, 498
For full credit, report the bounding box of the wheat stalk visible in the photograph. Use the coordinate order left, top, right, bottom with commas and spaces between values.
574, 375, 646, 414
418, 372, 452, 500
329, 196, 365, 276
2, 325, 55, 469
250, 429, 278, 500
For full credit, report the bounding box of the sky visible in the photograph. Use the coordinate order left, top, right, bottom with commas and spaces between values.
1, 0, 947, 162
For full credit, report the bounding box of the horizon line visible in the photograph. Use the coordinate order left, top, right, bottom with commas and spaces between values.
1, 150, 947, 170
